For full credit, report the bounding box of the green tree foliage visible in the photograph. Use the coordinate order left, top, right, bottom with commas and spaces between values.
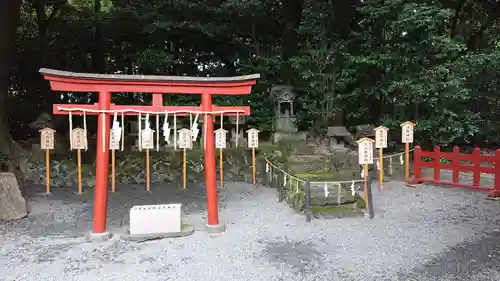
2, 0, 500, 148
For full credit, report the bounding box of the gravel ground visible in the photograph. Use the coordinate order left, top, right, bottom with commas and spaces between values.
1, 180, 500, 281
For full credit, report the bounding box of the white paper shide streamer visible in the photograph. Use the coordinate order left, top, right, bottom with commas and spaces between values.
283, 174, 287, 186
350, 181, 356, 196
336, 184, 341, 205
389, 156, 393, 175
324, 182, 329, 198
376, 159, 380, 170
360, 167, 365, 178
191, 113, 199, 142
400, 153, 404, 165
83, 112, 88, 150
156, 114, 160, 151
111, 112, 122, 150
68, 112, 73, 149
163, 111, 171, 144
138, 113, 142, 152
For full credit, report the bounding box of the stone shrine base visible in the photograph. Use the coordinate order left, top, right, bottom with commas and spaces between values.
272, 131, 307, 143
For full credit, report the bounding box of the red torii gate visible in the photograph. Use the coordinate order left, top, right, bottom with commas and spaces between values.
39, 68, 260, 239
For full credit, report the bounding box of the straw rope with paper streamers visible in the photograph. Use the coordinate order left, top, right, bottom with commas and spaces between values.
58, 106, 245, 152
265, 148, 414, 186
264, 157, 364, 186
359, 148, 415, 178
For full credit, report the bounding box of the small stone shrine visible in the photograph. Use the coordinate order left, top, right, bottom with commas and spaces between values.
327, 126, 351, 151
271, 85, 306, 142
29, 113, 56, 151
355, 124, 375, 139
29, 112, 54, 130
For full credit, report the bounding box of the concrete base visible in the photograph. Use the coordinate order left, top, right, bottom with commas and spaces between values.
204, 223, 227, 234
87, 231, 112, 242
122, 224, 195, 243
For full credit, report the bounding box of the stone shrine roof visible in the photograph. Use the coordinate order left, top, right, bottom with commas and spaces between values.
356, 125, 375, 137
327, 126, 351, 137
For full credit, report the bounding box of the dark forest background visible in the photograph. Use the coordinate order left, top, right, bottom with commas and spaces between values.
1, 0, 500, 172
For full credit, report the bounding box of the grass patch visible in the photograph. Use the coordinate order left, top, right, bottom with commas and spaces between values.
294, 170, 357, 182
311, 205, 357, 213
294, 171, 338, 181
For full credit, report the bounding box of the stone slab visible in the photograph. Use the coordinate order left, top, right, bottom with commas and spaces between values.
122, 224, 195, 243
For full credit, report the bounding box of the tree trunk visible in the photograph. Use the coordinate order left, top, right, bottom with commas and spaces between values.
0, 0, 26, 183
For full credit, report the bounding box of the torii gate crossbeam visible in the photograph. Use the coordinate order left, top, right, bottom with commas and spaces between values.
40, 68, 260, 239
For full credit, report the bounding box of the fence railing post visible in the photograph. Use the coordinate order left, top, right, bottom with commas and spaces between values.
305, 178, 311, 222
472, 147, 480, 188
452, 146, 460, 184
433, 145, 441, 183
410, 145, 422, 184
490, 149, 500, 197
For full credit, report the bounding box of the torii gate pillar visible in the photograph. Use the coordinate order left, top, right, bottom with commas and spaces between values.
40, 68, 260, 238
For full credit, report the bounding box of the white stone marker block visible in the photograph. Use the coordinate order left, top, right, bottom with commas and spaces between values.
129, 204, 182, 235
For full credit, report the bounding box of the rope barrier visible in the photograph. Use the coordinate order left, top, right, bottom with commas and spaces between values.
264, 148, 414, 186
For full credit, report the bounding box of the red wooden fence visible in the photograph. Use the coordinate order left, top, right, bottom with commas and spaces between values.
412, 145, 500, 196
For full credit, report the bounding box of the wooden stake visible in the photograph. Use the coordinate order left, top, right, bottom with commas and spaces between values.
111, 149, 116, 193
183, 148, 187, 189
363, 164, 368, 211
219, 148, 224, 187
45, 149, 50, 194
146, 149, 150, 192
379, 148, 383, 188
77, 149, 82, 194
252, 147, 256, 185
405, 143, 410, 181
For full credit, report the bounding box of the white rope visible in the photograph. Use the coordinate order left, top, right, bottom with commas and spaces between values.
173, 113, 177, 150
69, 112, 73, 150
264, 157, 364, 185
83, 112, 88, 151
156, 114, 160, 152
389, 157, 393, 175
235, 112, 239, 147
138, 113, 142, 152
336, 183, 341, 205
121, 112, 124, 151
375, 148, 415, 160
55, 106, 246, 116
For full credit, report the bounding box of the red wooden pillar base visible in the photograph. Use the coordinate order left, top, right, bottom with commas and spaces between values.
201, 93, 225, 233
92, 91, 111, 235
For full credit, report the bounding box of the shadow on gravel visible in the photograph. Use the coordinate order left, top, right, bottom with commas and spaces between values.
1, 182, 210, 238
400, 227, 500, 280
